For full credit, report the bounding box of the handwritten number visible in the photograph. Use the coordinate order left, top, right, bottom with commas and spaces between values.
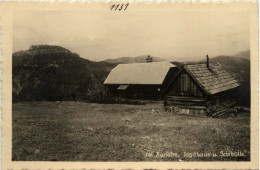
110, 4, 115, 10
119, 4, 124, 11
114, 4, 119, 10
124, 3, 129, 10
110, 3, 129, 11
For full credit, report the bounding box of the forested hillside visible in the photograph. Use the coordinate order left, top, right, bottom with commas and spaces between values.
13, 45, 116, 102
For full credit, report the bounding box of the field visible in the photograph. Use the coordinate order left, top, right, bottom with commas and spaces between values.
12, 101, 250, 161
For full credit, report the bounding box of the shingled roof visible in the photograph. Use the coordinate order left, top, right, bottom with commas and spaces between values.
183, 63, 240, 95
104, 62, 176, 85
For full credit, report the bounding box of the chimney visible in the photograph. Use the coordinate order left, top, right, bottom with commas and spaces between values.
206, 55, 209, 68
146, 55, 153, 62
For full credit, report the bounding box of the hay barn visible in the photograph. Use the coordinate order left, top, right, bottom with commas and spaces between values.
104, 56, 178, 99
164, 56, 240, 117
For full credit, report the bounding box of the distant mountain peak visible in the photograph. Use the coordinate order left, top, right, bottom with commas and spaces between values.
104, 55, 167, 64
12, 45, 116, 102
29, 44, 71, 53
234, 50, 250, 60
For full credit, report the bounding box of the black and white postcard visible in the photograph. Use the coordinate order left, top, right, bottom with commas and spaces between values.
1, 1, 259, 169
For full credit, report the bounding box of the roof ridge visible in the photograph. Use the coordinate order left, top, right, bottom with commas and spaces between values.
184, 61, 220, 66
104, 61, 176, 85
117, 62, 176, 67
118, 61, 171, 64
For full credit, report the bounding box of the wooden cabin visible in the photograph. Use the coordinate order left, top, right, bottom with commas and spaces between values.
104, 56, 178, 100
163, 56, 240, 117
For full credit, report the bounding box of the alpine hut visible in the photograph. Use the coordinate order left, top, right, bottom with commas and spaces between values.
104, 55, 178, 99
163, 55, 240, 117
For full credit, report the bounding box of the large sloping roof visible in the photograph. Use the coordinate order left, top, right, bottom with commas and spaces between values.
184, 63, 240, 95
104, 62, 176, 85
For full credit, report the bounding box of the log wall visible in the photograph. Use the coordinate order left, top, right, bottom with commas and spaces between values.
164, 96, 208, 116
165, 95, 238, 117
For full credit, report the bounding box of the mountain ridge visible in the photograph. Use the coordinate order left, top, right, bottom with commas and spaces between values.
234, 50, 250, 60
13, 45, 250, 105
104, 55, 167, 64
12, 45, 116, 102
103, 49, 250, 64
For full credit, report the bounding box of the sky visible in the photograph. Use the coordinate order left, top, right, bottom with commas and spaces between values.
13, 6, 250, 61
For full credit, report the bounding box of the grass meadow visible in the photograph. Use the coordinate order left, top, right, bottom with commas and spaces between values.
12, 101, 250, 161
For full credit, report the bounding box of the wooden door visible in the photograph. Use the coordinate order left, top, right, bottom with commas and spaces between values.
180, 73, 191, 95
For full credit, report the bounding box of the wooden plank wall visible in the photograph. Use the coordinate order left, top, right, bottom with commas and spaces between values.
165, 95, 238, 117
167, 71, 204, 97
165, 96, 208, 116
211, 99, 237, 117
